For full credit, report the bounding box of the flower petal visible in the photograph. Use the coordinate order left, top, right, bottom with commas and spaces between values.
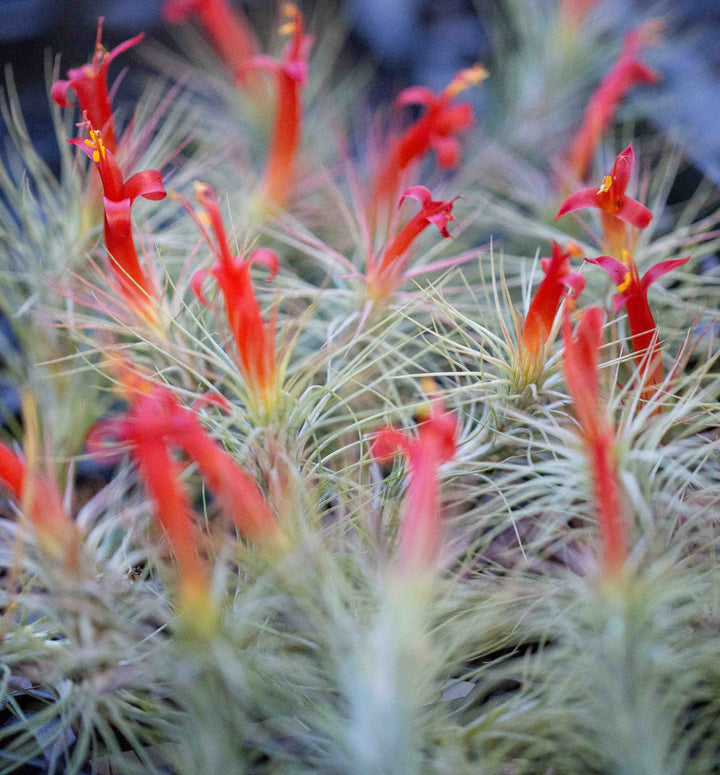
616, 195, 652, 228
586, 255, 629, 286
191, 268, 213, 307
395, 86, 438, 108
247, 248, 280, 280
640, 256, 689, 292
399, 185, 433, 209
371, 427, 410, 463
555, 187, 602, 219
51, 79, 74, 108
611, 144, 635, 193
122, 170, 166, 203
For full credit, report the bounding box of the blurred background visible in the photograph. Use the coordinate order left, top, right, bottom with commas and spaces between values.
0, 0, 719, 180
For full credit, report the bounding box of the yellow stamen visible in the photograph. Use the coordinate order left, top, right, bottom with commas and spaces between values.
420, 377, 438, 395
621, 249, 631, 265
445, 63, 488, 97
616, 272, 631, 293
598, 175, 612, 194
87, 128, 106, 161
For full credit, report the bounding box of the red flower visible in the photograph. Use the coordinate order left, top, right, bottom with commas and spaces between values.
0, 442, 80, 569
51, 19, 144, 154
244, 4, 312, 209
190, 183, 281, 414
371, 398, 457, 572
563, 307, 626, 576
568, 22, 660, 181
366, 185, 458, 302
556, 145, 652, 229
587, 254, 689, 394
163, 0, 259, 78
522, 241, 585, 358
371, 64, 486, 215
70, 123, 166, 323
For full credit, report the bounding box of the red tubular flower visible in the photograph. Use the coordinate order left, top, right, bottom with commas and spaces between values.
371, 64, 487, 216
163, 0, 259, 77
366, 185, 458, 303
51, 19, 144, 154
568, 22, 660, 181
244, 4, 311, 210
556, 145, 652, 258
371, 399, 457, 572
190, 183, 281, 414
70, 124, 166, 323
587, 254, 689, 394
522, 241, 585, 359
563, 307, 626, 577
0, 441, 80, 569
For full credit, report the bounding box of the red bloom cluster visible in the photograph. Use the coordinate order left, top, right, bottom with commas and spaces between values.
52, 20, 143, 154
372, 398, 457, 572
163, 0, 259, 78
366, 186, 459, 303
244, 4, 312, 210
563, 308, 626, 576
567, 22, 660, 181
371, 64, 487, 217
0, 442, 80, 570
522, 241, 585, 363
70, 123, 166, 326
190, 183, 281, 414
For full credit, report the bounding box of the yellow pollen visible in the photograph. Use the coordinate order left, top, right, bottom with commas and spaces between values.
598, 175, 612, 194
445, 63, 489, 97
282, 2, 298, 16
86, 128, 106, 161
617, 272, 631, 293
197, 212, 211, 226
279, 21, 297, 34
621, 249, 631, 265
420, 377, 438, 395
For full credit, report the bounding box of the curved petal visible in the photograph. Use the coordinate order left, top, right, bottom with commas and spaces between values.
399, 185, 433, 209
247, 248, 280, 281
563, 272, 586, 300
612, 293, 628, 313
616, 195, 652, 228
123, 169, 166, 203
555, 187, 601, 219
640, 256, 689, 292
105, 33, 145, 66
395, 86, 438, 108
191, 268, 213, 306
586, 255, 629, 286
427, 208, 456, 238
50, 79, 74, 107
371, 427, 410, 463
103, 197, 133, 239
67, 137, 95, 161
435, 102, 474, 135
611, 145, 635, 194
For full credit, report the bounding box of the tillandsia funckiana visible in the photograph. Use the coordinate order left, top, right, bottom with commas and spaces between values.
1, 2, 720, 774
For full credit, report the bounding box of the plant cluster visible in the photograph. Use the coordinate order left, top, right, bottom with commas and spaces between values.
0, 1, 719, 773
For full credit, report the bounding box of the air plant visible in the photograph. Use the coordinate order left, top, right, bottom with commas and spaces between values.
1, 4, 720, 774
186, 182, 284, 418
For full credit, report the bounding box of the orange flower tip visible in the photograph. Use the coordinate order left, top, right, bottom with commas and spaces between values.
445, 63, 489, 97
565, 241, 584, 258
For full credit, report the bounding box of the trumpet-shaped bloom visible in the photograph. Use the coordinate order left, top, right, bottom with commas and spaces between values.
587, 254, 689, 392
522, 241, 585, 358
568, 23, 660, 181
0, 442, 80, 569
366, 185, 458, 303
563, 307, 626, 576
556, 145, 652, 229
372, 64, 487, 214
244, 4, 311, 209
163, 0, 259, 77
371, 399, 457, 572
190, 183, 281, 414
51, 20, 144, 153
70, 123, 166, 322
